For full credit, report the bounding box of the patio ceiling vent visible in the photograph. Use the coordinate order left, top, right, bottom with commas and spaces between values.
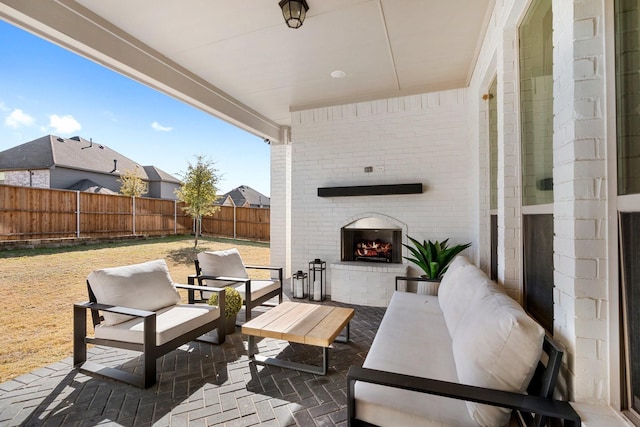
279, 0, 309, 29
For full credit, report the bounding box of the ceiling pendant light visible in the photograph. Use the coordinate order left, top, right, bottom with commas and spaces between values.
279, 0, 309, 29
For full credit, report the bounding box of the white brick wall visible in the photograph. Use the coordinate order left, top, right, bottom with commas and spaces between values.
465, 0, 610, 405
288, 90, 473, 298
452, 0, 615, 407
330, 262, 408, 307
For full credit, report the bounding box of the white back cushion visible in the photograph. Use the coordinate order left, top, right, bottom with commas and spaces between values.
438, 256, 472, 303
88, 259, 181, 326
444, 255, 472, 277
439, 264, 492, 337
452, 283, 545, 427
197, 248, 248, 286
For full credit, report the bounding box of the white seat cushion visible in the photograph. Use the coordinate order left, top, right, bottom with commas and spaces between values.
202, 279, 280, 302
88, 259, 181, 326
452, 283, 545, 427
197, 248, 249, 287
94, 304, 221, 346
235, 279, 280, 301
356, 292, 475, 427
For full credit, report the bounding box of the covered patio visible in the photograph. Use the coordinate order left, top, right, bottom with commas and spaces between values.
1, 0, 639, 425
0, 300, 384, 426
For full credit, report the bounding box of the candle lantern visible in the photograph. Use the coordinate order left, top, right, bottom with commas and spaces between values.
292, 270, 308, 299
308, 258, 326, 302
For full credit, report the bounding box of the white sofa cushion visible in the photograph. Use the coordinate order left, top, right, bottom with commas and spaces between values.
197, 248, 249, 287
88, 259, 181, 326
452, 283, 545, 427
356, 292, 475, 427
200, 279, 280, 302
443, 255, 472, 278
439, 264, 492, 337
94, 304, 220, 346
225, 279, 279, 302
438, 256, 472, 304
197, 248, 280, 302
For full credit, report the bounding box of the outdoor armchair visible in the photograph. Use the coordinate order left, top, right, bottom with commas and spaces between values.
191, 248, 283, 322
73, 259, 226, 388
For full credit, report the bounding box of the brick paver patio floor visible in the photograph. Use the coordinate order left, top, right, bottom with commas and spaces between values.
0, 298, 385, 426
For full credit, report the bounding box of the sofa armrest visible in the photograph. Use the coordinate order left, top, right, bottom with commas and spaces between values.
245, 266, 283, 287
74, 301, 155, 318
245, 265, 281, 273
195, 275, 249, 284
175, 282, 226, 304
175, 283, 225, 292
346, 367, 581, 427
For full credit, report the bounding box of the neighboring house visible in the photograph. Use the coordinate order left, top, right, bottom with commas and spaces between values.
216, 185, 270, 208
143, 165, 182, 200
0, 135, 181, 199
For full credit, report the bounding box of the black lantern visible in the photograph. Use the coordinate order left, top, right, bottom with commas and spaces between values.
292, 270, 308, 299
279, 0, 309, 29
308, 258, 326, 301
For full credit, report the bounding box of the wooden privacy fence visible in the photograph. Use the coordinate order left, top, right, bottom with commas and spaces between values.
0, 185, 270, 241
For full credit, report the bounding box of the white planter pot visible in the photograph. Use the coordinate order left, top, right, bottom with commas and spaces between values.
417, 280, 440, 296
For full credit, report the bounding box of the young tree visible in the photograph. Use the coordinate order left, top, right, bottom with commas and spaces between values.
118, 167, 148, 197
175, 155, 220, 248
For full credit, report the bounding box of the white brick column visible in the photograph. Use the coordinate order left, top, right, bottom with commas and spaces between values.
497, 27, 522, 298
552, 0, 608, 403
270, 141, 292, 283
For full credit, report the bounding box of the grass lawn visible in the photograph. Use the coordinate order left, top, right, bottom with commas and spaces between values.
0, 235, 271, 383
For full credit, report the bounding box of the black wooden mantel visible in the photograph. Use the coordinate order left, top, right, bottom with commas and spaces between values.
317, 183, 423, 197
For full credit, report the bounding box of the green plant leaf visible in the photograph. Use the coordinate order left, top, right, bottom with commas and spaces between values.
404, 235, 471, 279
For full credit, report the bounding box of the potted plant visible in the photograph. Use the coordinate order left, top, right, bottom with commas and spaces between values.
403, 236, 471, 293
208, 286, 242, 335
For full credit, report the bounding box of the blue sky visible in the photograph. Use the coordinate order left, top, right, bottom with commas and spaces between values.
0, 20, 271, 197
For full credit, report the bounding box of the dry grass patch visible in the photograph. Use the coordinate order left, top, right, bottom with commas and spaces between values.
0, 235, 270, 383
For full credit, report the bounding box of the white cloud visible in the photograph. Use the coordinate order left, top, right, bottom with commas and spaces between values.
0, 102, 10, 113
49, 114, 81, 134
102, 110, 118, 123
151, 121, 173, 132
5, 109, 35, 128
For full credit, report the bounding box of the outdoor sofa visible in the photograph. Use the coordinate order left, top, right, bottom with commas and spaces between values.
347, 256, 581, 426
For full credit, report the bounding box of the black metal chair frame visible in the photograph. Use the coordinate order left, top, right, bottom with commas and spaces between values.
191, 260, 283, 322
347, 334, 581, 427
73, 282, 226, 388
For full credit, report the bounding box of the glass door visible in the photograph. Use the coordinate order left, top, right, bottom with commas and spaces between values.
519, 0, 554, 333
616, 1, 640, 421
488, 77, 498, 281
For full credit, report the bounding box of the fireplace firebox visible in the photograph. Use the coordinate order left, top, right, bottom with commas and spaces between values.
341, 217, 402, 263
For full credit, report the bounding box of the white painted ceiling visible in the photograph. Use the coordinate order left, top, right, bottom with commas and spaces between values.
0, 0, 494, 140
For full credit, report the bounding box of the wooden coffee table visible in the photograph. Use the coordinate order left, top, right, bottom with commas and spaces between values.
242, 301, 354, 375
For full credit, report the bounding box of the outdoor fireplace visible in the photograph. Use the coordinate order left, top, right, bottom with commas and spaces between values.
341, 217, 402, 263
